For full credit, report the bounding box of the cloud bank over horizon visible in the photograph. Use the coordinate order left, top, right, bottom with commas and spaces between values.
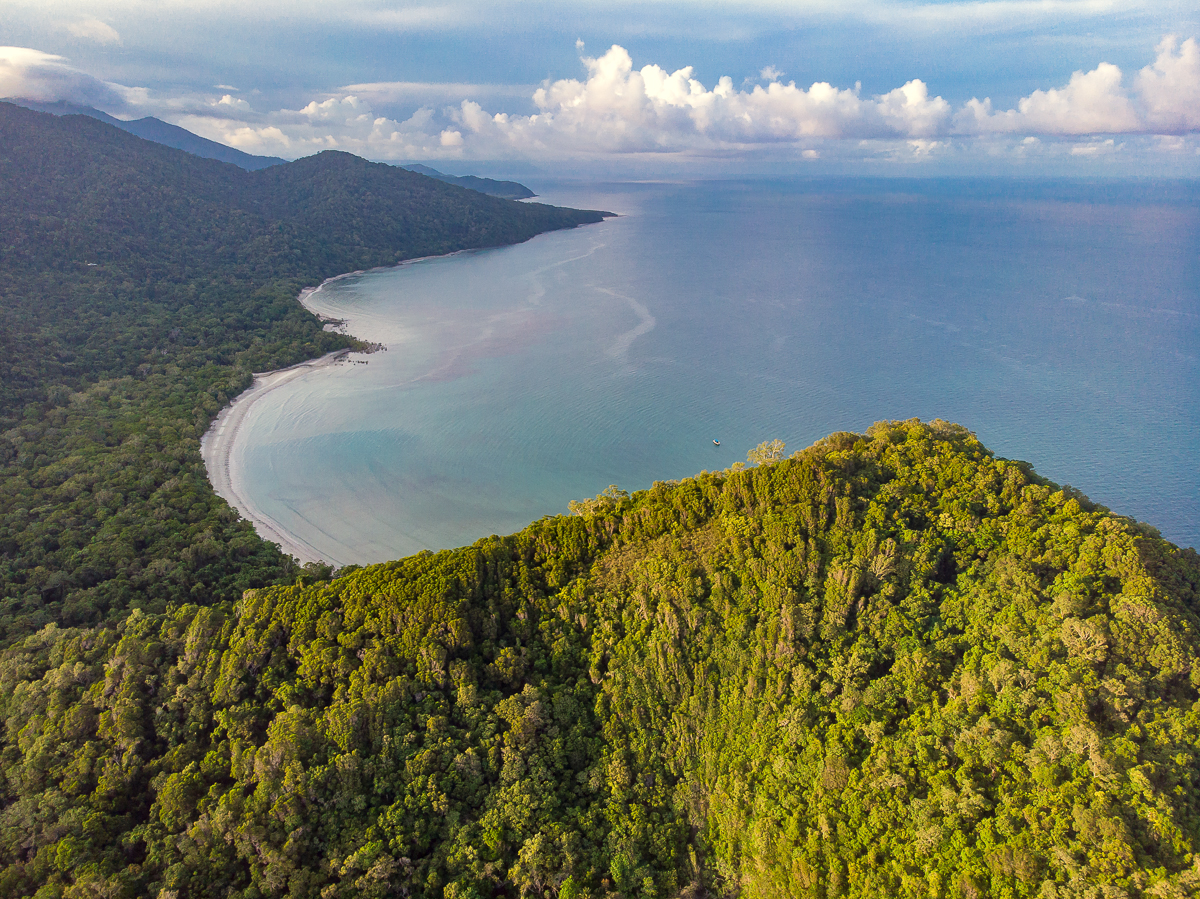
3, 36, 1199, 170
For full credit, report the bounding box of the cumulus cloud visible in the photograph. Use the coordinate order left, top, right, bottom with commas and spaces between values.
215, 94, 252, 113
294, 95, 369, 123
415, 39, 1195, 159
175, 98, 463, 161
486, 45, 954, 154
170, 37, 1200, 163
958, 62, 1141, 134
0, 46, 129, 110
877, 80, 952, 137
1070, 138, 1120, 156
5, 35, 1200, 167
1135, 35, 1200, 133
955, 37, 1200, 138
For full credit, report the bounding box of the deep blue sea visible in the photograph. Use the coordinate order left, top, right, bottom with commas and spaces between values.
232, 179, 1200, 565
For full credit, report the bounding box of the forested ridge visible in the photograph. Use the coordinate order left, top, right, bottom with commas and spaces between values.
0, 101, 605, 641
2, 420, 1197, 898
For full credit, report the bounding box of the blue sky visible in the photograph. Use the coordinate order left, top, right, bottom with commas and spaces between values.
2, 1, 1199, 175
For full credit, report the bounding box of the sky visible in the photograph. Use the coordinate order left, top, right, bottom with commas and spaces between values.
2, 1, 1200, 176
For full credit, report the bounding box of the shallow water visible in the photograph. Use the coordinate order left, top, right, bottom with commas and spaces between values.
231, 179, 1200, 564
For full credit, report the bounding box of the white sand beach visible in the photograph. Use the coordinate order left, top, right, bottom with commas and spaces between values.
199, 257, 475, 565
200, 347, 351, 564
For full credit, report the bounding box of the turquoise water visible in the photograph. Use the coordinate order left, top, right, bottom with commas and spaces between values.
235, 179, 1200, 564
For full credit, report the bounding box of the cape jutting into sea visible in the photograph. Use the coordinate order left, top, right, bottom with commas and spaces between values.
208, 178, 1200, 565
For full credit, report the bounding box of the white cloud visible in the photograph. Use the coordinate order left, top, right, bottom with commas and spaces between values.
877, 80, 952, 137
1135, 35, 1200, 133
421, 37, 1198, 159
215, 93, 252, 112
65, 17, 121, 45
146, 36, 1200, 165
959, 62, 1140, 134
294, 95, 367, 122
176, 99, 462, 161
0, 46, 129, 110
907, 139, 946, 155
492, 44, 954, 155
9, 0, 1148, 39
5, 33, 1200, 168
1070, 138, 1120, 155
355, 4, 470, 30
220, 124, 292, 152
431, 44, 964, 157
1153, 134, 1192, 153
955, 39, 1200, 138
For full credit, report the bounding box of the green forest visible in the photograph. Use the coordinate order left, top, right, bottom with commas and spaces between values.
2, 420, 1198, 898
2, 102, 1200, 899
0, 101, 605, 643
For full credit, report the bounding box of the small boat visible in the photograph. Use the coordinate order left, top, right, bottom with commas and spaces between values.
713, 439, 720, 446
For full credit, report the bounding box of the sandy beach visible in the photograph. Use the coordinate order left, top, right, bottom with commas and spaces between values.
200, 347, 351, 564
200, 259, 460, 565
199, 244, 590, 566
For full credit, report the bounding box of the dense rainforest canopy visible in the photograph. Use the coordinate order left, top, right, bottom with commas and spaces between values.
1, 420, 1198, 898
0, 101, 605, 642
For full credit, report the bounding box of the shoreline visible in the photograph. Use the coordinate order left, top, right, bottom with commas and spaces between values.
200, 251, 478, 566
200, 347, 353, 564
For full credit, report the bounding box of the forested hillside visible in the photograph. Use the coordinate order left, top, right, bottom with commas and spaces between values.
0, 101, 606, 641
2, 420, 1197, 898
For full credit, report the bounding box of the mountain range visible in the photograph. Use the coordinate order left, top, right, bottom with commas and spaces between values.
7, 99, 538, 199
8, 98, 288, 170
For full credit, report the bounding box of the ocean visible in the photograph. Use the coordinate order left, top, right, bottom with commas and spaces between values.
226, 178, 1200, 565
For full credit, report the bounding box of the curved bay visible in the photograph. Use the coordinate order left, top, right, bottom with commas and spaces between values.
229, 180, 1200, 564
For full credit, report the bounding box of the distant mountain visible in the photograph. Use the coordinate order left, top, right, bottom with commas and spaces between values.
402, 162, 537, 199
9, 100, 540, 192
7, 98, 287, 171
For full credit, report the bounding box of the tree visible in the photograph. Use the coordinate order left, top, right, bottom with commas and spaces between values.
747, 439, 785, 465
569, 485, 629, 516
